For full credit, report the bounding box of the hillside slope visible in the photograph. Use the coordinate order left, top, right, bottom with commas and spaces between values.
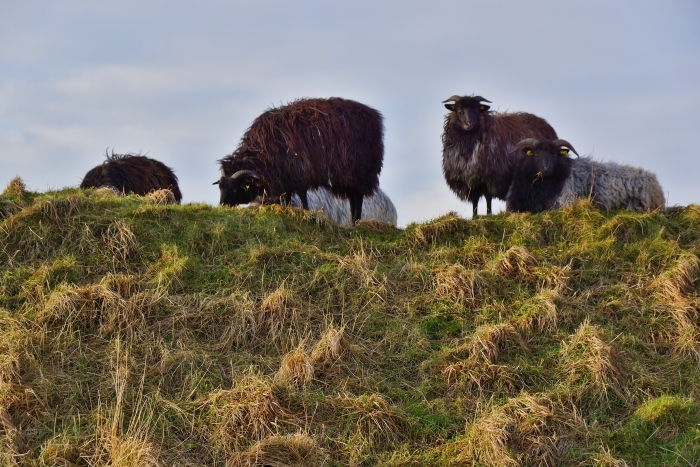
1, 179, 699, 466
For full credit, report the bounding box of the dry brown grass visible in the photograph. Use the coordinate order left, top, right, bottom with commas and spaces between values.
145, 189, 178, 205
329, 393, 406, 448
495, 245, 538, 279
449, 323, 528, 364
411, 212, 467, 246
442, 323, 526, 393
589, 444, 630, 467
94, 186, 121, 196
432, 264, 485, 304
204, 375, 301, 453
274, 342, 314, 388
453, 393, 581, 467
560, 319, 628, 401
310, 325, 359, 374
513, 289, 560, 337
652, 253, 700, 361
336, 238, 386, 291
245, 283, 306, 343
226, 432, 324, 467
84, 342, 163, 467
2, 177, 26, 197
104, 220, 139, 266
36, 279, 166, 340
443, 358, 514, 394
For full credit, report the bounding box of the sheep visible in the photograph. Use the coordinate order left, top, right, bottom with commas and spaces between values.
214, 97, 384, 223
505, 138, 666, 213
441, 95, 558, 217
80, 152, 182, 203
252, 186, 397, 227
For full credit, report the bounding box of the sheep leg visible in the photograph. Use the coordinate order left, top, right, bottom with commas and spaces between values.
298, 191, 309, 210
485, 193, 492, 215
349, 193, 364, 224
284, 192, 292, 206
468, 190, 481, 218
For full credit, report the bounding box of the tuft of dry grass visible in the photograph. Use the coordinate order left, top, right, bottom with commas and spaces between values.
590, 444, 630, 467
274, 342, 314, 388
494, 245, 538, 280
449, 323, 528, 364
443, 323, 526, 394
103, 220, 139, 266
94, 186, 121, 196
443, 358, 514, 394
513, 288, 560, 337
411, 212, 467, 246
329, 393, 407, 448
204, 375, 300, 453
36, 279, 165, 339
652, 253, 700, 361
432, 264, 485, 304
310, 325, 359, 376
226, 432, 324, 467
2, 177, 26, 197
145, 189, 177, 205
453, 393, 581, 467
245, 283, 306, 344
560, 319, 628, 401
84, 342, 163, 467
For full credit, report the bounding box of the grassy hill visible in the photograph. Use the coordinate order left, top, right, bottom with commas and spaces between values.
1, 177, 699, 466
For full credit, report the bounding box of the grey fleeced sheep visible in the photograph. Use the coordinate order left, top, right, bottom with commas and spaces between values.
289, 186, 397, 226
506, 138, 665, 213
251, 186, 397, 227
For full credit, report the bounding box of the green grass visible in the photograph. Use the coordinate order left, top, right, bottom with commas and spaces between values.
1, 178, 700, 466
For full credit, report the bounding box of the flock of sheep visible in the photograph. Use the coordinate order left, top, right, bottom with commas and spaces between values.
76, 94, 665, 226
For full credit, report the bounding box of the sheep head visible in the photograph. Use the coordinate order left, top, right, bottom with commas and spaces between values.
443, 95, 492, 133
214, 169, 268, 206
512, 138, 579, 178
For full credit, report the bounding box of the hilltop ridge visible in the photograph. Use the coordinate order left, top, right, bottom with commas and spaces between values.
1, 181, 699, 466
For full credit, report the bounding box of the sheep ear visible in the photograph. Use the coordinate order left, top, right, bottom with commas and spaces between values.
444, 103, 456, 111
479, 104, 490, 111
212, 180, 220, 185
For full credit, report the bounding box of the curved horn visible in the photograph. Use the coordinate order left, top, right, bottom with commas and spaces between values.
553, 139, 579, 157
231, 169, 260, 179
442, 95, 462, 103
510, 138, 540, 155
472, 95, 492, 104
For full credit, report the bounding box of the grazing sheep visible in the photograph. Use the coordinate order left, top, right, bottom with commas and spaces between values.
253, 186, 397, 226
441, 95, 558, 216
80, 152, 182, 203
506, 138, 665, 213
215, 97, 384, 223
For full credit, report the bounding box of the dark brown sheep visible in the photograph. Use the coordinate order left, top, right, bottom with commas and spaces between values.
441, 95, 557, 217
80, 152, 182, 203
215, 97, 384, 223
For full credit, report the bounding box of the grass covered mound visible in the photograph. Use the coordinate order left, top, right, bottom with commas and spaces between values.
1, 178, 699, 466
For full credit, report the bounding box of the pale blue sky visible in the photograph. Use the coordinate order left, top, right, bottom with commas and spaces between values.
1, 1, 698, 225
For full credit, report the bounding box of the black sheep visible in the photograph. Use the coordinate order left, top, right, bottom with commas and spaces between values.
441, 95, 558, 217
215, 97, 384, 223
506, 138, 665, 213
80, 152, 182, 203
505, 139, 577, 213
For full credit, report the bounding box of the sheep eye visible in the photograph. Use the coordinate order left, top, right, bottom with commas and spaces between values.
559, 149, 569, 156
525, 149, 534, 156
